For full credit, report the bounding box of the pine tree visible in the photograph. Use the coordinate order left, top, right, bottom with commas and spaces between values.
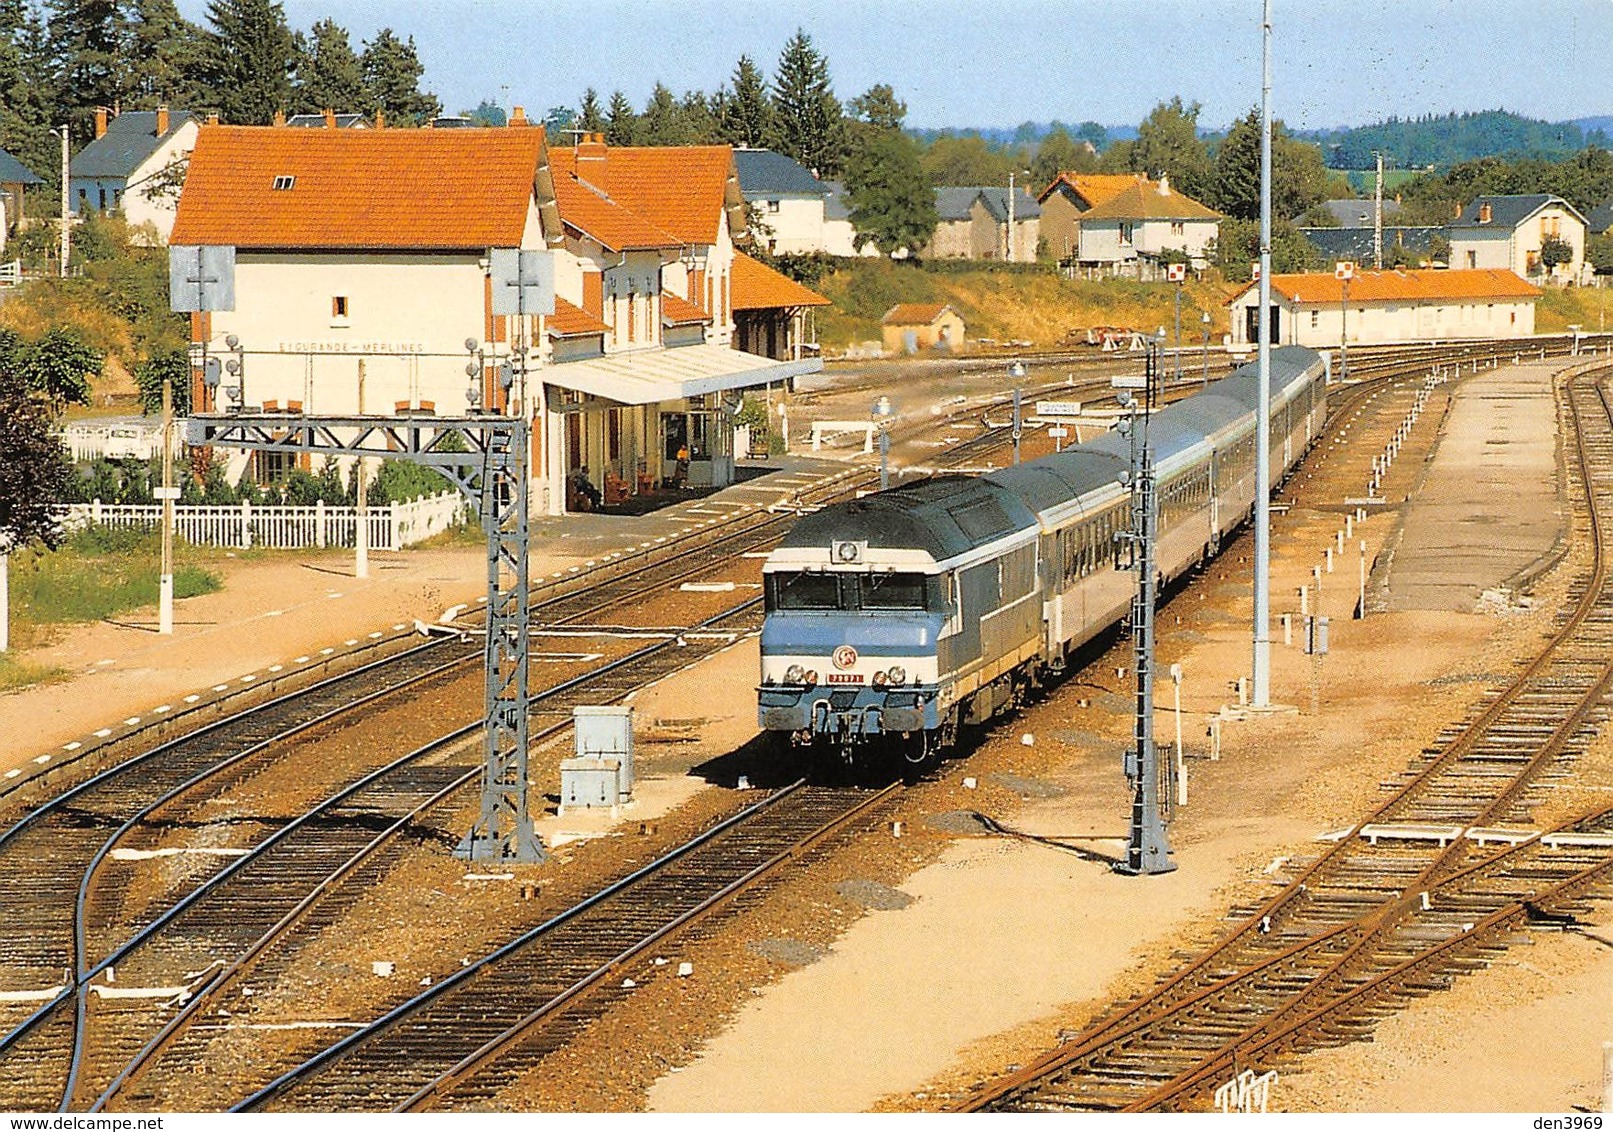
360, 28, 439, 125
2, 4, 59, 181
47, 0, 128, 136
770, 29, 844, 176
604, 89, 637, 145
290, 17, 363, 115
577, 87, 604, 133
640, 82, 685, 146
203, 0, 294, 124
718, 54, 770, 149
126, 0, 211, 111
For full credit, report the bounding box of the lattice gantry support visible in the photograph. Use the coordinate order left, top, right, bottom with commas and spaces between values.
187, 412, 544, 864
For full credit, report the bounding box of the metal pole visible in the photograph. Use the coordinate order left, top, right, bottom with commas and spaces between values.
1118, 337, 1175, 875
1201, 312, 1211, 386
355, 359, 369, 579
1341, 274, 1350, 382
1174, 281, 1182, 385
1373, 152, 1384, 271
1172, 662, 1185, 806
0, 550, 8, 652
158, 376, 174, 634
58, 126, 69, 277
1358, 539, 1367, 619
1012, 386, 1022, 465
1007, 170, 1015, 263
1252, 0, 1274, 708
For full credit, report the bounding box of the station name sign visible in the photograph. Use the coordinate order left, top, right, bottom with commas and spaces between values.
1035, 400, 1084, 416
275, 341, 427, 355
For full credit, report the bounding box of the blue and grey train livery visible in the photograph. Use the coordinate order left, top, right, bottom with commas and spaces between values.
758, 346, 1330, 761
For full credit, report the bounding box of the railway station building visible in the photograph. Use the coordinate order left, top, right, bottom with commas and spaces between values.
169, 117, 823, 515
1226, 267, 1542, 349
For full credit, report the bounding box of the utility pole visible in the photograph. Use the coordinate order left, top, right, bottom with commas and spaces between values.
355, 359, 369, 579
1373, 151, 1384, 270
1337, 261, 1354, 382
157, 376, 176, 633
1114, 333, 1175, 876
1006, 171, 1016, 263
57, 125, 69, 277
1252, 0, 1274, 709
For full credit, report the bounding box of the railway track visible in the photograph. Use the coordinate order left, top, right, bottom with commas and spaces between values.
236, 779, 899, 1113
3, 338, 1586, 1112
960, 359, 1613, 1112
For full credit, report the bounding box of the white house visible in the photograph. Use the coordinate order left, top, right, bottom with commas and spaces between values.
1075, 174, 1219, 275
1447, 194, 1590, 285
1227, 267, 1541, 348
70, 106, 198, 244
169, 117, 820, 515
733, 149, 828, 255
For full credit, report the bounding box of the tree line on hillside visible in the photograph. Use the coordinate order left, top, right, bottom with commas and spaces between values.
1304, 110, 1610, 173
0, 0, 440, 189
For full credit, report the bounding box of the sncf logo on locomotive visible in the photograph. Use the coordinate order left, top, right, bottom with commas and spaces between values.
832, 645, 859, 670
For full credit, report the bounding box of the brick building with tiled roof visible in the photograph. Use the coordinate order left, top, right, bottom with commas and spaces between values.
1074, 174, 1220, 276
881, 302, 966, 355
171, 116, 823, 514
731, 251, 829, 361
1227, 267, 1541, 348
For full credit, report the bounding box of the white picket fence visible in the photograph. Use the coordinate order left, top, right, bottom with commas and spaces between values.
63, 491, 470, 551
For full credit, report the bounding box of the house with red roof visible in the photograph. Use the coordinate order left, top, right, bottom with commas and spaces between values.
170, 115, 825, 513
1227, 267, 1541, 348
1074, 174, 1220, 276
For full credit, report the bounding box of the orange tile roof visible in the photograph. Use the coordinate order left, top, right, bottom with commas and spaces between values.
1243, 267, 1542, 306
549, 144, 734, 248
882, 302, 954, 326
548, 162, 681, 252
547, 297, 610, 337
1080, 179, 1220, 221
731, 252, 830, 311
661, 292, 713, 324
170, 123, 548, 248
1039, 172, 1145, 207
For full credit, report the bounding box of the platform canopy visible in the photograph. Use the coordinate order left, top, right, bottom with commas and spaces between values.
541, 343, 819, 406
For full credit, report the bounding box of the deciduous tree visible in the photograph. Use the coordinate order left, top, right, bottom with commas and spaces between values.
844, 127, 936, 256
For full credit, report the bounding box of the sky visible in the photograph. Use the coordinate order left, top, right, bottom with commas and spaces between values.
177, 0, 1613, 132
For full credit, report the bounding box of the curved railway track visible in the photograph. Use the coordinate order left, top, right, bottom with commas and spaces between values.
237, 779, 899, 1113
961, 358, 1613, 1112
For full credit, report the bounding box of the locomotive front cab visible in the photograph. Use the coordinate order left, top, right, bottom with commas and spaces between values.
758, 541, 950, 747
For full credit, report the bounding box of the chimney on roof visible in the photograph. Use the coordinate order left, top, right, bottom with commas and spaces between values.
207, 112, 219, 126
156, 105, 169, 136
272, 109, 286, 127
1479, 202, 1492, 224
1158, 172, 1170, 195
576, 132, 607, 181
509, 105, 528, 127
323, 108, 336, 129
94, 107, 107, 139
375, 109, 385, 129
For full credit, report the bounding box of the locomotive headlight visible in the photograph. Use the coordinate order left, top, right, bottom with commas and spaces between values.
873, 671, 888, 687
804, 669, 819, 687
784, 664, 805, 685
886, 665, 907, 686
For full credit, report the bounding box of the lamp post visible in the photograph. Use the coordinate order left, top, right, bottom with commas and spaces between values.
1200, 310, 1212, 386
1167, 261, 1186, 384
1336, 260, 1354, 382
872, 395, 893, 489
1008, 359, 1026, 464
1252, 0, 1274, 708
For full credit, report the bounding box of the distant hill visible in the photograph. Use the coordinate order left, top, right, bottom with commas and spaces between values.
909, 122, 1137, 150
1297, 109, 1603, 170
